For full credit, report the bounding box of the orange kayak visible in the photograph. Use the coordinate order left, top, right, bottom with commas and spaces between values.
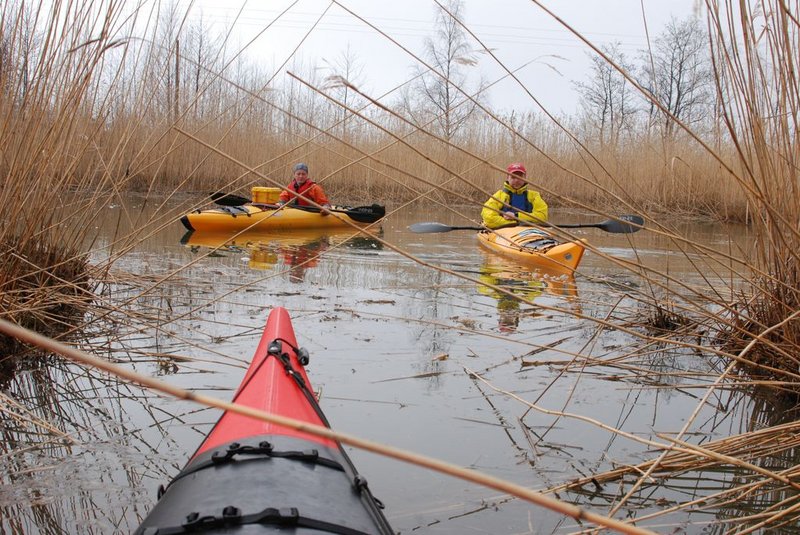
180, 204, 384, 232
477, 226, 586, 273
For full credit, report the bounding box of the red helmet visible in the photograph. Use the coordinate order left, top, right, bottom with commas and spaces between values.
506, 162, 526, 175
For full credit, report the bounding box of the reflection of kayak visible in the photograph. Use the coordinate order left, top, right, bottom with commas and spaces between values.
478, 258, 580, 332
477, 226, 586, 273
135, 307, 394, 534
181, 229, 383, 272
180, 228, 369, 249
478, 257, 578, 299
180, 204, 384, 232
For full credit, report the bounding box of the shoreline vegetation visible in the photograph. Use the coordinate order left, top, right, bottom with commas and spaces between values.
1, 0, 799, 532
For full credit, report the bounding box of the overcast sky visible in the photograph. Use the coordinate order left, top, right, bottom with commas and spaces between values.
177, 0, 701, 114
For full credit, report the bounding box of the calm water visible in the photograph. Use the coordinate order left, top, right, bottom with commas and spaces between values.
0, 197, 784, 534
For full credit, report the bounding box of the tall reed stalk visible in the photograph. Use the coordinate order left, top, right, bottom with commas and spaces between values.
704, 2, 800, 389
0, 1, 124, 357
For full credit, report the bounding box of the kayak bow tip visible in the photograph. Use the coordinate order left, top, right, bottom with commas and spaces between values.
180, 215, 194, 231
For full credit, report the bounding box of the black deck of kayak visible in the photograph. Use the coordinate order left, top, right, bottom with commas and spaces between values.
136, 435, 393, 534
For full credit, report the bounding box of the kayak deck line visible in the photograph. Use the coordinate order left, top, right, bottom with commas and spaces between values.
161, 438, 348, 492
141, 436, 382, 535
136, 307, 394, 534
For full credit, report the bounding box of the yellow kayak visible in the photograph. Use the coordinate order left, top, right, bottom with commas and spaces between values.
477, 226, 586, 273
180, 204, 385, 232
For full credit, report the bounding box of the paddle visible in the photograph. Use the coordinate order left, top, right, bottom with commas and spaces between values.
294, 203, 386, 224
210, 192, 251, 206
208, 191, 385, 224
408, 215, 645, 234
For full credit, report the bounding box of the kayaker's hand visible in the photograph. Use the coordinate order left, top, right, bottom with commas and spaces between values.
502, 211, 516, 221
321, 204, 331, 216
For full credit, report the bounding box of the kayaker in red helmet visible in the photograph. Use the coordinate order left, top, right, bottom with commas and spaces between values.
277, 163, 332, 214
481, 162, 548, 229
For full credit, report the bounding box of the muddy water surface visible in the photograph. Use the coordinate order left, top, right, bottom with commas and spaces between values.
0, 198, 770, 534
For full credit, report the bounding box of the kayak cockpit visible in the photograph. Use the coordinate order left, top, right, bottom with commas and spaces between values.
137, 434, 392, 535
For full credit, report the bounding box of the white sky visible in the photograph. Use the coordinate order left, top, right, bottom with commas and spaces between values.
178, 0, 701, 114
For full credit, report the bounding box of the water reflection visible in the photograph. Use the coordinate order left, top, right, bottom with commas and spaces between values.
181, 228, 383, 282
0, 359, 178, 534
476, 255, 579, 332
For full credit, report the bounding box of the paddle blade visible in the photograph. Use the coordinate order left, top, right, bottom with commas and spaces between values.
601, 215, 644, 234
341, 204, 385, 223
210, 192, 251, 206
408, 222, 454, 233
408, 222, 484, 233
294, 204, 385, 223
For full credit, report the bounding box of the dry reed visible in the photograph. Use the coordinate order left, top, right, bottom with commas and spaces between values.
699, 3, 800, 397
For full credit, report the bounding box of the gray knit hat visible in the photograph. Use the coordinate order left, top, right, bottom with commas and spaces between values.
293, 162, 309, 173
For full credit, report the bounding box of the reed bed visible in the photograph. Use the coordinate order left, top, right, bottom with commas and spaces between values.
0, 236, 91, 348
1, 0, 799, 533
701, 3, 800, 399
0, 3, 751, 218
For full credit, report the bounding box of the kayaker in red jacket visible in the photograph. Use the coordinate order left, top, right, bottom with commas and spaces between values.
481, 162, 548, 229
277, 163, 331, 214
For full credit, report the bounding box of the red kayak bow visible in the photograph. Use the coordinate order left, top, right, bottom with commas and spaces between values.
136, 307, 393, 535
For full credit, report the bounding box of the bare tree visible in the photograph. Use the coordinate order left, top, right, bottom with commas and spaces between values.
574, 42, 638, 147
323, 43, 365, 141
183, 13, 227, 120
150, 1, 185, 122
638, 16, 713, 138
1, 1, 40, 102
401, 0, 485, 141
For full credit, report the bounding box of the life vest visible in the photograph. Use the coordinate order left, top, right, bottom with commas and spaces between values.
288, 180, 317, 207
503, 187, 532, 214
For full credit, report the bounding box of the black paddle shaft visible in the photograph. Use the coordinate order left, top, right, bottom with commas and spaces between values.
210, 192, 251, 206
208, 192, 385, 224
554, 215, 644, 234
408, 222, 483, 233
408, 215, 644, 234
